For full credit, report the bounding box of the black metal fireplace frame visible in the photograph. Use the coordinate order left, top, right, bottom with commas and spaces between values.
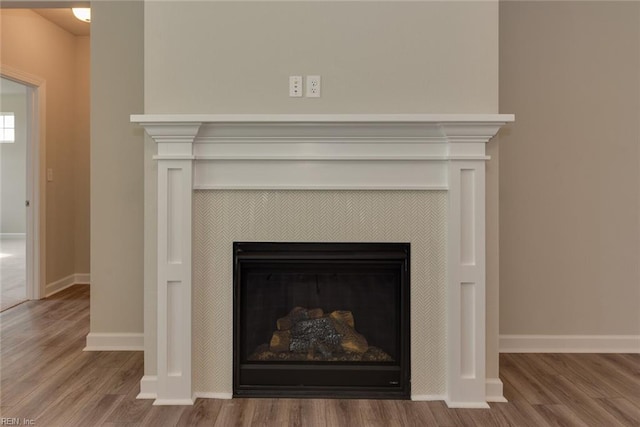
232, 242, 411, 399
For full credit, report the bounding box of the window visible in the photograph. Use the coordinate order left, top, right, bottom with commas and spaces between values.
0, 113, 15, 143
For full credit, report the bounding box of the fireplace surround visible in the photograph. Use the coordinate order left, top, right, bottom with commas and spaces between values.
132, 113, 513, 408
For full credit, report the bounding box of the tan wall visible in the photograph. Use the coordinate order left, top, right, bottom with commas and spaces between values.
499, 2, 640, 335
0, 90, 27, 233
0, 9, 89, 284
90, 1, 144, 333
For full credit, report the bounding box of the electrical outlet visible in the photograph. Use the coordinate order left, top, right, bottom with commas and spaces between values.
289, 76, 303, 97
306, 75, 321, 97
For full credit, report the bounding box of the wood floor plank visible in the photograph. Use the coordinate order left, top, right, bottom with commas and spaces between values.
533, 403, 590, 427
103, 395, 154, 424
140, 404, 187, 427
176, 398, 223, 426
397, 401, 440, 426
325, 399, 368, 427
426, 401, 468, 426
68, 393, 126, 427
379, 400, 413, 427
101, 352, 145, 396
567, 353, 640, 401
213, 399, 255, 427
596, 397, 640, 426
5, 350, 106, 415
297, 397, 327, 427
1, 285, 639, 427
535, 353, 622, 399
500, 354, 562, 405
34, 367, 123, 427
493, 400, 549, 427
356, 398, 388, 426
247, 398, 278, 426
248, 398, 303, 426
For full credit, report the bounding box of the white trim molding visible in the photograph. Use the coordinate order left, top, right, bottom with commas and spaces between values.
84, 332, 144, 351
45, 274, 75, 297
136, 381, 235, 402
485, 378, 507, 403
1, 63, 47, 301
137, 375, 158, 399
500, 335, 640, 353
45, 273, 90, 297
0, 233, 27, 239
193, 392, 233, 400
132, 113, 513, 408
411, 394, 448, 402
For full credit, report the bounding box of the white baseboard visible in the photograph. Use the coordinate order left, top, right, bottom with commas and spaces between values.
500, 334, 640, 353
45, 273, 91, 297
141, 391, 497, 404
137, 375, 158, 399
153, 398, 195, 406
0, 233, 26, 239
444, 400, 490, 409
193, 392, 233, 400
410, 394, 446, 401
485, 378, 507, 402
83, 332, 144, 351
137, 378, 234, 402
45, 274, 76, 297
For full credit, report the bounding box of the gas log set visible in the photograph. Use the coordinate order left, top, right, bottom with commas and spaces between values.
248, 306, 393, 362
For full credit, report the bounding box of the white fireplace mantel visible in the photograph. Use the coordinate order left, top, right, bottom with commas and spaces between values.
132, 113, 513, 407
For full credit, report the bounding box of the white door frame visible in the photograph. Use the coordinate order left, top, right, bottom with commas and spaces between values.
1, 65, 47, 300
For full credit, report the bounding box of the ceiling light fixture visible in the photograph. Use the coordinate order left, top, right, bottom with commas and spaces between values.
72, 8, 91, 23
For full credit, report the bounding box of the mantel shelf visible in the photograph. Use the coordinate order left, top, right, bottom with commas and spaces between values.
131, 113, 514, 124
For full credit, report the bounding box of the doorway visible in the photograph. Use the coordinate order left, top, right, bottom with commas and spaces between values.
0, 72, 44, 311
0, 77, 29, 310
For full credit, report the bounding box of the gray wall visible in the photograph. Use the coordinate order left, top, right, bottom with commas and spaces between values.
0, 84, 27, 234
140, 0, 501, 382
144, 1, 499, 113
499, 1, 640, 336
90, 1, 144, 333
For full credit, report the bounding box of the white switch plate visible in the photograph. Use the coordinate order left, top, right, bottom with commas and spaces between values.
289, 76, 303, 97
306, 75, 321, 97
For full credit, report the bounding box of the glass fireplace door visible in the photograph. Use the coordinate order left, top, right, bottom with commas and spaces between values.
233, 242, 410, 398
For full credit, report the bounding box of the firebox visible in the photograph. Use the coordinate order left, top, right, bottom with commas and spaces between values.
233, 242, 410, 398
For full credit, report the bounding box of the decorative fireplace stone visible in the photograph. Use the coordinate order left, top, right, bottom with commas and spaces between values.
131, 113, 513, 407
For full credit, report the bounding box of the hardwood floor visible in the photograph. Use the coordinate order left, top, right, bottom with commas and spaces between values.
1, 285, 639, 426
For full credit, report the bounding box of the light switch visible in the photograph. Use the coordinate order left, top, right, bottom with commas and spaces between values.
47, 168, 53, 182
289, 76, 303, 97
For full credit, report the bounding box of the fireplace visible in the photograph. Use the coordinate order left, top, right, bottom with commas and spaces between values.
132, 113, 513, 407
233, 242, 410, 398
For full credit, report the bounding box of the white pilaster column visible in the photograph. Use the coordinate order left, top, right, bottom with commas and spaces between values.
145, 123, 200, 405
446, 136, 489, 408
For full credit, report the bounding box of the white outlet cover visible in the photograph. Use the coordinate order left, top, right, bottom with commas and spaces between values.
306, 75, 321, 98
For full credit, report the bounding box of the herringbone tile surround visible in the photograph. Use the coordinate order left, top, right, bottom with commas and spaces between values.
193, 190, 447, 396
